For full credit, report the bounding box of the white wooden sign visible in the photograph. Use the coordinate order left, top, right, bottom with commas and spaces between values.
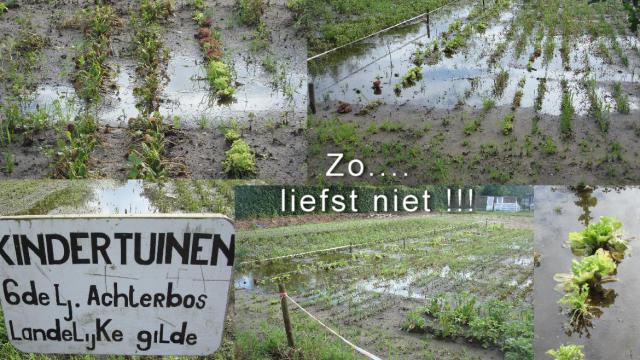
0, 214, 235, 356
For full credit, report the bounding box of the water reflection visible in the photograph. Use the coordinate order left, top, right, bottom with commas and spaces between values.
86, 180, 157, 214
564, 284, 617, 338
571, 185, 598, 226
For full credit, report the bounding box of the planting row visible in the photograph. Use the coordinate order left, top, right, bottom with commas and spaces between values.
0, 0, 306, 181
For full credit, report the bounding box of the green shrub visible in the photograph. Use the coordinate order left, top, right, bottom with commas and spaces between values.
482, 97, 495, 112
464, 118, 481, 135
502, 113, 514, 135
224, 128, 241, 143
401, 310, 427, 332
554, 248, 617, 294
237, 0, 264, 26
469, 316, 502, 348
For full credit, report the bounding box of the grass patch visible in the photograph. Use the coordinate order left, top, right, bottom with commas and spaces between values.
612, 81, 630, 114
237, 0, 265, 26
0, 180, 91, 216
560, 80, 573, 136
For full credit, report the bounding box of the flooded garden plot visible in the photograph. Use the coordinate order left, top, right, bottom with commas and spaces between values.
534, 186, 640, 359
235, 213, 533, 359
0, 0, 306, 181
308, 0, 640, 184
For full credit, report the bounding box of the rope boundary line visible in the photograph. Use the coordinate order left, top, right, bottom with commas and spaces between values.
239, 222, 480, 265
285, 294, 384, 360
306, 0, 464, 62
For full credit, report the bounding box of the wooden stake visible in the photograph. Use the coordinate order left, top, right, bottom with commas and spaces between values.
308, 83, 316, 114
279, 283, 295, 349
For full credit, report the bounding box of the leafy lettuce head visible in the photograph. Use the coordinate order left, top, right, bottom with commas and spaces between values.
570, 248, 617, 286
568, 216, 627, 261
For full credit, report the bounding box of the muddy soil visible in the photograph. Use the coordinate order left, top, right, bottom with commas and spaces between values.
309, 102, 640, 184
0, 0, 308, 181
308, 0, 640, 184
534, 186, 640, 359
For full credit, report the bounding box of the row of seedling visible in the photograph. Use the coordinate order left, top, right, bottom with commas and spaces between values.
553, 216, 629, 336
401, 292, 533, 359
500, 77, 525, 136
52, 4, 120, 178
128, 0, 174, 180
191, 1, 257, 178
441, 0, 511, 57
559, 79, 573, 137
0, 18, 52, 174
0, 23, 49, 149
192, 0, 236, 102
582, 75, 609, 133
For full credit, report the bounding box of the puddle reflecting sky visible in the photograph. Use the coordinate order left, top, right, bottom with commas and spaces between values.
26, 51, 306, 127
48, 180, 158, 215
85, 180, 157, 214
534, 186, 640, 359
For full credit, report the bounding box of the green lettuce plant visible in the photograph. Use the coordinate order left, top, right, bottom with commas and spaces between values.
558, 284, 596, 325
401, 66, 423, 87
546, 344, 584, 360
568, 216, 628, 262
554, 248, 617, 292
223, 139, 256, 178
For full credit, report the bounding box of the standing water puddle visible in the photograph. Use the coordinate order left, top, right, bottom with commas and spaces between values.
25, 52, 306, 127
86, 180, 157, 214
48, 180, 158, 215
357, 270, 434, 300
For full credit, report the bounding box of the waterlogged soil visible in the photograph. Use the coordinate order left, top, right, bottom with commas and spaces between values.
308, 0, 640, 184
534, 186, 640, 359
0, 0, 307, 181
235, 214, 533, 359
0, 179, 239, 216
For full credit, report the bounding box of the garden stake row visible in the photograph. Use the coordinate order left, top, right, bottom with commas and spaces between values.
191, 0, 236, 102
239, 222, 480, 265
